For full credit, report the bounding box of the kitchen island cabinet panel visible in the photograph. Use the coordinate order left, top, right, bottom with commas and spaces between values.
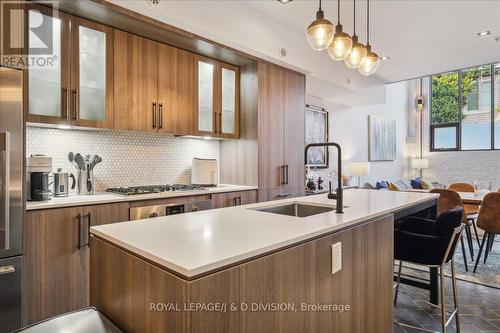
90, 214, 394, 333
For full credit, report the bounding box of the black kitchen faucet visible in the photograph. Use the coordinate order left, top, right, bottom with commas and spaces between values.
304, 142, 344, 214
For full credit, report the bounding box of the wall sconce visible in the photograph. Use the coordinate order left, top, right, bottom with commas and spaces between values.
416, 96, 424, 110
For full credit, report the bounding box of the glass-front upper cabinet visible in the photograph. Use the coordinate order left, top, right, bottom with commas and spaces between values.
219, 64, 239, 138
195, 57, 240, 138
26, 6, 113, 128
26, 5, 70, 124
70, 18, 113, 128
196, 58, 216, 136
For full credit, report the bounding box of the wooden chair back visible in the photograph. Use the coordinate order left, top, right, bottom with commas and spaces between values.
430, 189, 467, 224
477, 192, 500, 234
448, 182, 474, 192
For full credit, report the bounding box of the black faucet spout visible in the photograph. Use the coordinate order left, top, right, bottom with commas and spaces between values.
304, 142, 344, 214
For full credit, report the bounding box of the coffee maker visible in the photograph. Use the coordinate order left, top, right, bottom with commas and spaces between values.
27, 155, 52, 201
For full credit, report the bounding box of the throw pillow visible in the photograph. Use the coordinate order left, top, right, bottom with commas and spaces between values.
389, 182, 403, 191
376, 181, 389, 189
420, 180, 434, 190
411, 178, 423, 189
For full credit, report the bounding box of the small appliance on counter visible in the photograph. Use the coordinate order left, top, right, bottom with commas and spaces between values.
191, 158, 218, 186
26, 154, 52, 201
53, 168, 76, 197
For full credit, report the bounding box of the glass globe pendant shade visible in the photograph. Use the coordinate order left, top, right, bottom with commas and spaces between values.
327, 24, 353, 61
344, 35, 367, 69
306, 9, 334, 51
358, 45, 380, 75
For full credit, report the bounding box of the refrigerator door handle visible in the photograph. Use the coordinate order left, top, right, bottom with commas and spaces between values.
0, 265, 15, 275
0, 131, 10, 250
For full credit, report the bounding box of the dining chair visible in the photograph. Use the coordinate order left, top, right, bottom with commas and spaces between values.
394, 207, 463, 333
448, 182, 480, 247
473, 192, 500, 273
430, 189, 474, 271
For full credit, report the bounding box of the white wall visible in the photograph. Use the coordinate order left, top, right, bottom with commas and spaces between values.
307, 81, 413, 186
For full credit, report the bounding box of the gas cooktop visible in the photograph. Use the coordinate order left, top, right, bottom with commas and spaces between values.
105, 184, 207, 196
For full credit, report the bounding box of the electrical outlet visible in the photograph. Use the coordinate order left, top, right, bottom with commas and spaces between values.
331, 242, 342, 274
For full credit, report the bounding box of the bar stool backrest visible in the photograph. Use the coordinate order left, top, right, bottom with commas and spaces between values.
477, 192, 500, 234
448, 182, 474, 192
430, 189, 467, 224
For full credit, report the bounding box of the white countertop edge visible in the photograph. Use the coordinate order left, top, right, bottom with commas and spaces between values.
91, 194, 438, 278
26, 184, 258, 210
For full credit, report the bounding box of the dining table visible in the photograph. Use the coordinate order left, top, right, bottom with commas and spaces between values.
458, 191, 488, 205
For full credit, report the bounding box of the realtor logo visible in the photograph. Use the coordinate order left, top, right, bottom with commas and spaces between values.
1, 1, 56, 68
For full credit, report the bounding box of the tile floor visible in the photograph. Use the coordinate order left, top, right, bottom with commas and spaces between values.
394, 277, 500, 332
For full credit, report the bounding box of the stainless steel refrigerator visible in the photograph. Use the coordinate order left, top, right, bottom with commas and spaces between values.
0, 66, 23, 332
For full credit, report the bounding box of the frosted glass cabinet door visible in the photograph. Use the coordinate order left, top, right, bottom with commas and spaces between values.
220, 65, 239, 138
197, 60, 215, 134
71, 18, 113, 128
27, 7, 70, 123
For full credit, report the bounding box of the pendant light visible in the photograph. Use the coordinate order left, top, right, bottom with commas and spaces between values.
306, 0, 334, 51
358, 0, 380, 75
344, 0, 367, 69
327, 0, 352, 61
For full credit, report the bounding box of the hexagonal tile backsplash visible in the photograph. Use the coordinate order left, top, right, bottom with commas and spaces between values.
26, 127, 220, 193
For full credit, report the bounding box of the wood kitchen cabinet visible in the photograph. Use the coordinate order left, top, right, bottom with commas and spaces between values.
113, 29, 158, 132
113, 30, 196, 135
25, 5, 114, 128
257, 62, 305, 201
24, 202, 128, 324
195, 57, 240, 138
211, 190, 257, 208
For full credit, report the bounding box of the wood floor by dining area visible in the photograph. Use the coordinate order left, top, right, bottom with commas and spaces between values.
394, 278, 500, 332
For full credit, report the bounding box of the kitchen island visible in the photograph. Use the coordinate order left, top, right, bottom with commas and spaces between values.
90, 189, 438, 333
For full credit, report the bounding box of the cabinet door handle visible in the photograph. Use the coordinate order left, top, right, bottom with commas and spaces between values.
85, 213, 91, 248
280, 165, 286, 185
152, 102, 157, 129
159, 103, 163, 129
77, 214, 83, 248
285, 164, 289, 184
213, 112, 218, 135
71, 89, 79, 120
237, 196, 242, 205
232, 197, 236, 206
62, 87, 69, 119
0, 265, 15, 275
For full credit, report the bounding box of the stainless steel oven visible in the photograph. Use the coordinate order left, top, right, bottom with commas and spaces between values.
129, 200, 212, 221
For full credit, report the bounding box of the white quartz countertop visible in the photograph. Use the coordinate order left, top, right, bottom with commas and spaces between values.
90, 189, 438, 279
26, 184, 258, 210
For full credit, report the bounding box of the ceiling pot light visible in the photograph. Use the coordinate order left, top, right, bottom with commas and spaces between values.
306, 0, 334, 51
344, 0, 366, 69
358, 0, 379, 75
380, 56, 390, 61
277, 0, 293, 3
327, 0, 352, 61
476, 30, 490, 37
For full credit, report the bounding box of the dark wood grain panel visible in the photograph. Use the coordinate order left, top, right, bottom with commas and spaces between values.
113, 29, 158, 132
211, 190, 258, 209
158, 44, 195, 135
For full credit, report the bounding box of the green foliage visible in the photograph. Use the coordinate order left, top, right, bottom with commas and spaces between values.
431, 72, 476, 124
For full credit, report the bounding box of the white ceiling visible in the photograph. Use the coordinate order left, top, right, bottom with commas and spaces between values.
110, 0, 500, 107
244, 0, 500, 83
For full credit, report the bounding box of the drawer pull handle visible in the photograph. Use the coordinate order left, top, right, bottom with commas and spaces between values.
0, 265, 15, 275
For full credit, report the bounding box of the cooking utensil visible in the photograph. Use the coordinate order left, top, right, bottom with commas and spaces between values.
74, 153, 85, 171
68, 152, 78, 170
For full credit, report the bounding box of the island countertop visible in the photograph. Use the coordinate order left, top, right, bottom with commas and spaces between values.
90, 189, 438, 279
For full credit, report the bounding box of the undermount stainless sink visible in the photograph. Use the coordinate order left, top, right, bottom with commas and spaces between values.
252, 202, 336, 218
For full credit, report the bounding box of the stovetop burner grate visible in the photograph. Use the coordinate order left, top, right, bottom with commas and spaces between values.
105, 184, 206, 195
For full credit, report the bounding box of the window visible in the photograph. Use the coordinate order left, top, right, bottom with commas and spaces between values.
430, 63, 498, 151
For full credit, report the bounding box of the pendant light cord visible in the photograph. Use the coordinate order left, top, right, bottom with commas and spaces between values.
353, 0, 356, 36
319, 0, 322, 11
337, 0, 340, 24
367, 0, 370, 44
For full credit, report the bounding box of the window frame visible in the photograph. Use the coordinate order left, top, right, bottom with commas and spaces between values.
429, 63, 498, 152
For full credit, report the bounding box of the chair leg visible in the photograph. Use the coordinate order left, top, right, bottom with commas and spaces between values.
471, 219, 480, 247
465, 224, 474, 260
440, 265, 447, 333
473, 233, 489, 273
394, 260, 402, 306
489, 234, 495, 252
451, 260, 461, 333
484, 234, 493, 264
460, 236, 468, 271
